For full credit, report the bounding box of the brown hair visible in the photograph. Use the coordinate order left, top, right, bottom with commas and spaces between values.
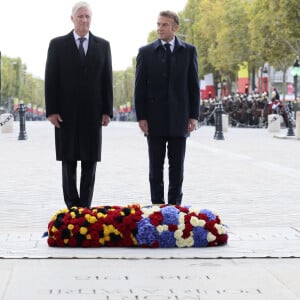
159, 10, 179, 25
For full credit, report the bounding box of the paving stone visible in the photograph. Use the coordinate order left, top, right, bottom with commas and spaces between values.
1, 121, 300, 299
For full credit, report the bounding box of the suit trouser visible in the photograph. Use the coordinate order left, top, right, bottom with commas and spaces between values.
62, 161, 97, 208
147, 136, 186, 205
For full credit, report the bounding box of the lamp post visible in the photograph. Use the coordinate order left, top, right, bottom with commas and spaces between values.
287, 58, 300, 136
291, 57, 300, 101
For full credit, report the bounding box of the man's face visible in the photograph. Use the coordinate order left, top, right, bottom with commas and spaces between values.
157, 15, 179, 42
71, 7, 91, 36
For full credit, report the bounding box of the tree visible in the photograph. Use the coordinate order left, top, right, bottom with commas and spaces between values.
248, 0, 297, 98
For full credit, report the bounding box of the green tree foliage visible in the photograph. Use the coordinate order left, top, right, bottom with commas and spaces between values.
248, 0, 300, 96
1, 55, 44, 110
113, 67, 134, 113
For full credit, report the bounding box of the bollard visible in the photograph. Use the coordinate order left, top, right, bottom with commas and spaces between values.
214, 99, 224, 140
286, 101, 295, 136
18, 102, 28, 140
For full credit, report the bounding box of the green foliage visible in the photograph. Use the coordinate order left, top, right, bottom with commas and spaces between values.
1, 55, 44, 110
113, 67, 135, 112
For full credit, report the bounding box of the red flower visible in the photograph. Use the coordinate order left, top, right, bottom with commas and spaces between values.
149, 211, 163, 226
217, 234, 228, 245
68, 237, 78, 247
168, 224, 178, 232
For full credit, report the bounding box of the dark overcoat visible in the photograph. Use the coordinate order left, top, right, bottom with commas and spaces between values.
134, 37, 200, 137
45, 31, 113, 161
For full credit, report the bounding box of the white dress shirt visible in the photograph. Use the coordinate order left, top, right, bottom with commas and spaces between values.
73, 31, 89, 55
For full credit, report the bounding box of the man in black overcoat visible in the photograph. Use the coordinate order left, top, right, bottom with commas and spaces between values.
134, 10, 200, 205
45, 1, 113, 208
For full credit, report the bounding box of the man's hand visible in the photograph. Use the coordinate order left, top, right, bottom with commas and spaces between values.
188, 118, 197, 132
102, 114, 111, 126
138, 120, 148, 135
48, 114, 63, 128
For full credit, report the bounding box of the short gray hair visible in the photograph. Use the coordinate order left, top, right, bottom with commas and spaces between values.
159, 10, 179, 25
72, 1, 92, 16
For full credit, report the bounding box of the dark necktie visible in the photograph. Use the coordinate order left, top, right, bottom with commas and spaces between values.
165, 43, 171, 74
165, 43, 171, 60
78, 37, 86, 58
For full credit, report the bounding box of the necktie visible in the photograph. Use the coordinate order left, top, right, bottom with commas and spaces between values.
165, 43, 171, 60
78, 37, 86, 58
165, 43, 171, 74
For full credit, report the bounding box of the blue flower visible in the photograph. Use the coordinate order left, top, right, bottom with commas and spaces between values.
136, 218, 159, 246
161, 206, 179, 225
200, 209, 216, 221
158, 231, 176, 248
193, 227, 208, 247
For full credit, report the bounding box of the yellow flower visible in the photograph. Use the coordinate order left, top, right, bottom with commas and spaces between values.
131, 234, 138, 245
70, 212, 76, 218
63, 239, 69, 244
86, 234, 92, 240
67, 224, 74, 230
99, 238, 105, 245
80, 227, 88, 235
97, 212, 105, 218
89, 216, 97, 223
85, 214, 97, 224
51, 226, 58, 233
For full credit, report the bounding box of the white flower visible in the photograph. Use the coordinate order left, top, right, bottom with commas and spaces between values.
207, 232, 216, 242
188, 207, 200, 214
141, 206, 160, 218
174, 229, 183, 239
178, 212, 185, 223
185, 236, 194, 247
177, 224, 185, 231
157, 225, 168, 233
176, 236, 194, 247
215, 224, 227, 235
190, 216, 206, 227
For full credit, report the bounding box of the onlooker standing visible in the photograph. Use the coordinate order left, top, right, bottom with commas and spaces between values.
45, 1, 113, 208
134, 10, 200, 205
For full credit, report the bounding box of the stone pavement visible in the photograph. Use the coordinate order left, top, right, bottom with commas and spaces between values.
0, 121, 300, 299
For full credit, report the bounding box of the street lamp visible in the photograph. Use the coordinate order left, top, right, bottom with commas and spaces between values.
285, 57, 300, 137
291, 57, 300, 101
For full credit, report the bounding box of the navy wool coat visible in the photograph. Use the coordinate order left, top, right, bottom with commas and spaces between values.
134, 37, 200, 137
45, 31, 113, 161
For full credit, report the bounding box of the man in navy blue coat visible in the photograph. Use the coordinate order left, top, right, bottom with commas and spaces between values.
134, 10, 200, 205
45, 2, 113, 208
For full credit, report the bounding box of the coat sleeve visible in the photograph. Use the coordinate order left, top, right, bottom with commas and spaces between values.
44, 39, 59, 117
101, 41, 113, 118
134, 48, 148, 121
188, 46, 200, 120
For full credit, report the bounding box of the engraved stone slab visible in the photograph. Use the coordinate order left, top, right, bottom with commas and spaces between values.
1, 259, 300, 299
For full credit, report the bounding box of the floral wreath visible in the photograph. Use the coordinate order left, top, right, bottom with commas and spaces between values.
47, 204, 228, 248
